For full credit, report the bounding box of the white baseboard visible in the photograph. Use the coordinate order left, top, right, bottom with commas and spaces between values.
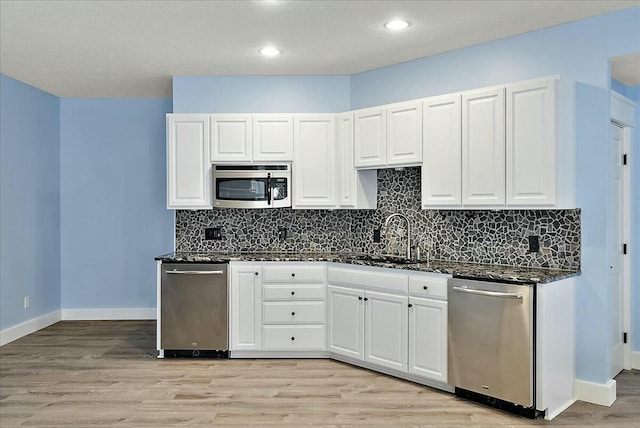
633, 351, 640, 369
0, 310, 62, 346
61, 308, 156, 320
575, 378, 616, 407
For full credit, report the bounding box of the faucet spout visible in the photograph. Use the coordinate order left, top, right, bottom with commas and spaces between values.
383, 213, 411, 260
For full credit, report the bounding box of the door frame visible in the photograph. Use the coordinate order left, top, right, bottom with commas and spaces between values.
610, 90, 635, 371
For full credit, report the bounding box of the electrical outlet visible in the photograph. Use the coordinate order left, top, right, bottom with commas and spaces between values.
278, 227, 287, 241
373, 228, 381, 243
528, 235, 540, 253
24, 295, 30, 309
205, 227, 223, 240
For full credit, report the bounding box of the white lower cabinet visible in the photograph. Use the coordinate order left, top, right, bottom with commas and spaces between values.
230, 264, 263, 351
408, 297, 447, 382
327, 285, 364, 360
327, 284, 408, 373
364, 290, 409, 372
263, 325, 325, 350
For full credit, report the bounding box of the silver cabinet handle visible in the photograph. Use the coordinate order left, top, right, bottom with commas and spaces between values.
166, 270, 224, 275
452, 285, 523, 299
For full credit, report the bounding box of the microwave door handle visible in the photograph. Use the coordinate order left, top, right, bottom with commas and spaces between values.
266, 173, 272, 205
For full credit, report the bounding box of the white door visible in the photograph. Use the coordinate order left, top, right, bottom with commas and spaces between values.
230, 265, 263, 351
354, 107, 386, 168
610, 123, 625, 377
506, 78, 557, 206
166, 114, 212, 209
293, 115, 336, 208
422, 94, 462, 207
328, 285, 365, 360
252, 115, 294, 161
386, 100, 423, 166
364, 290, 408, 372
210, 115, 252, 162
462, 88, 505, 206
408, 297, 447, 382
337, 113, 357, 207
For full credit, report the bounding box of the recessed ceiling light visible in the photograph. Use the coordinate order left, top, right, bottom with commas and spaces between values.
259, 46, 282, 57
384, 19, 410, 30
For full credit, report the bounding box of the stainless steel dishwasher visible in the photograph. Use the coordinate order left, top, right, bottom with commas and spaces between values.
448, 277, 538, 418
160, 263, 228, 357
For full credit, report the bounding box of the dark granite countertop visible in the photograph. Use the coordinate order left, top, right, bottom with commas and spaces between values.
155, 251, 579, 284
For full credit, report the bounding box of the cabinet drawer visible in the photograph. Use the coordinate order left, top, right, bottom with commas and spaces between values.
263, 284, 325, 301
263, 301, 325, 324
262, 264, 325, 283
263, 325, 326, 350
408, 274, 449, 300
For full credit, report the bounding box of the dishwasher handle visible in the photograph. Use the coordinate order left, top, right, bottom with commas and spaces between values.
166, 269, 225, 275
452, 285, 523, 300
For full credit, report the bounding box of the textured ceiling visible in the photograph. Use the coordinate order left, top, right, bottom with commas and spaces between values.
1, 0, 638, 98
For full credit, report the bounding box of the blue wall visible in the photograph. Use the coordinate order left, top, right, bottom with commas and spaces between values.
173, 75, 350, 113
0, 75, 61, 330
59, 99, 174, 310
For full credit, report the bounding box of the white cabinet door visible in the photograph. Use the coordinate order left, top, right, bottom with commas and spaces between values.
422, 95, 462, 207
252, 115, 294, 161
230, 265, 263, 351
462, 88, 505, 205
506, 78, 557, 206
408, 297, 447, 383
387, 100, 422, 166
166, 114, 212, 209
328, 285, 364, 361
210, 115, 252, 162
293, 115, 337, 208
364, 290, 408, 373
354, 107, 386, 168
336, 113, 357, 208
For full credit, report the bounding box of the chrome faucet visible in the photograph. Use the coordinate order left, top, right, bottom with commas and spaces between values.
384, 213, 411, 260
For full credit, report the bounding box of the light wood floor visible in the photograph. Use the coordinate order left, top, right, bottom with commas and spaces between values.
1, 321, 638, 427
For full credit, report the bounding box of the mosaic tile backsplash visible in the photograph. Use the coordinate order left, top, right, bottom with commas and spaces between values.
176, 168, 580, 270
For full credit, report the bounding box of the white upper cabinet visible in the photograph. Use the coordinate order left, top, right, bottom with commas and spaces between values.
354, 107, 386, 168
293, 115, 337, 208
462, 87, 506, 206
336, 113, 358, 208
252, 115, 294, 161
355, 102, 423, 169
386, 100, 423, 166
210, 115, 252, 163
506, 78, 557, 206
336, 113, 378, 210
422, 95, 462, 207
166, 114, 212, 209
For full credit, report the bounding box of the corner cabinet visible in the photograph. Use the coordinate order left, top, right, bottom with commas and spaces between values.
354, 101, 422, 169
166, 114, 212, 209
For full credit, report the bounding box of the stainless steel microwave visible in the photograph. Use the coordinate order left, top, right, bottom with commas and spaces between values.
212, 164, 291, 208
